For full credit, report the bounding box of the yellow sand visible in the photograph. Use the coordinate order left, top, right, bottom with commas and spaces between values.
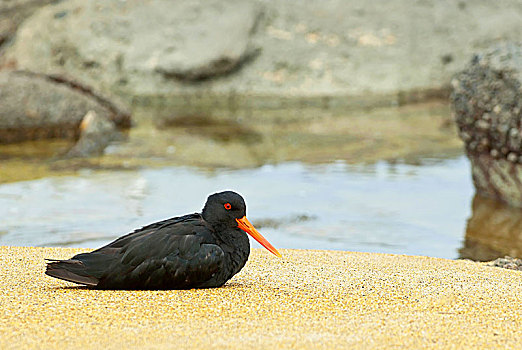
1, 246, 521, 349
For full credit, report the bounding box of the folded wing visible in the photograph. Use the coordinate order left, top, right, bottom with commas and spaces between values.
45, 214, 225, 289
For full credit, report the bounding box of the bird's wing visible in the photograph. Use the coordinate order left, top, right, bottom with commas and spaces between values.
94, 213, 202, 250
46, 214, 226, 289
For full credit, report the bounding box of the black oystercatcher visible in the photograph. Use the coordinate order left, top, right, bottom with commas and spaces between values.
45, 191, 281, 289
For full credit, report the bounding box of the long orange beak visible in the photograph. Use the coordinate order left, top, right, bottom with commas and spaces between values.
236, 216, 282, 258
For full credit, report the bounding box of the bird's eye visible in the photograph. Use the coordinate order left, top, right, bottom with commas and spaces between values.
224, 203, 232, 210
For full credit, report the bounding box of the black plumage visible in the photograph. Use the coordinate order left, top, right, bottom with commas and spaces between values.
45, 191, 280, 290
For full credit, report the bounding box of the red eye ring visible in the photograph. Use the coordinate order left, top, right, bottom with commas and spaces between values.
224, 203, 232, 210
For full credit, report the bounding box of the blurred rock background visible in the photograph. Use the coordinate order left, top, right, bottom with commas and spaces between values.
1, 0, 521, 154
2, 0, 522, 108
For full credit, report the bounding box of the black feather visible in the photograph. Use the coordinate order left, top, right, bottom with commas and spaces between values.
44, 193, 254, 290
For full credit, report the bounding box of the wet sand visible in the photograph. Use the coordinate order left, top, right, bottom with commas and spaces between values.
1, 246, 521, 349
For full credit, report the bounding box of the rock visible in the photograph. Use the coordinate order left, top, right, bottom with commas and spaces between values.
0, 0, 54, 54
487, 257, 522, 271
0, 71, 131, 144
67, 111, 119, 157
468, 154, 522, 207
451, 43, 522, 207
153, 2, 260, 81
4, 0, 522, 108
5, 0, 261, 91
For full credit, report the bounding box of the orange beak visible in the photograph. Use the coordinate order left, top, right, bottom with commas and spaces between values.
236, 216, 282, 258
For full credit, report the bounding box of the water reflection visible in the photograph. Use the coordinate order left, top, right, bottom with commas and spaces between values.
460, 194, 522, 261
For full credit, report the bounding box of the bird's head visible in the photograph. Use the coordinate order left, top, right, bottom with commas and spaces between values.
202, 191, 281, 258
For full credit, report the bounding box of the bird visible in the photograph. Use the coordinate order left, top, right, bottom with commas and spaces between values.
45, 191, 281, 290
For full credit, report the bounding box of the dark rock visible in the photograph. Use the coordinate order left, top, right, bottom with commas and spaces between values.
67, 111, 120, 157
0, 71, 130, 144
451, 43, 522, 207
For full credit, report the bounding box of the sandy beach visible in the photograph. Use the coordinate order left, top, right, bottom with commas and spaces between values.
1, 246, 521, 349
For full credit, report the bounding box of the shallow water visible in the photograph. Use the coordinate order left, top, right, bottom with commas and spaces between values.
0, 156, 478, 259
2, 102, 522, 261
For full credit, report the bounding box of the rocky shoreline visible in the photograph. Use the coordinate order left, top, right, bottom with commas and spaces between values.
1, 0, 521, 147
3, 0, 522, 105
0, 71, 130, 144
451, 43, 522, 207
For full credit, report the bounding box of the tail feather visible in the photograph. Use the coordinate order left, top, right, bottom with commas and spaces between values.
45, 260, 99, 286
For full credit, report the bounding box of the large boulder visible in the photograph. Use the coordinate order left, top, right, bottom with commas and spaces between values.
0, 0, 53, 53
4, 0, 522, 108
451, 43, 522, 207
4, 0, 261, 96
0, 71, 130, 143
